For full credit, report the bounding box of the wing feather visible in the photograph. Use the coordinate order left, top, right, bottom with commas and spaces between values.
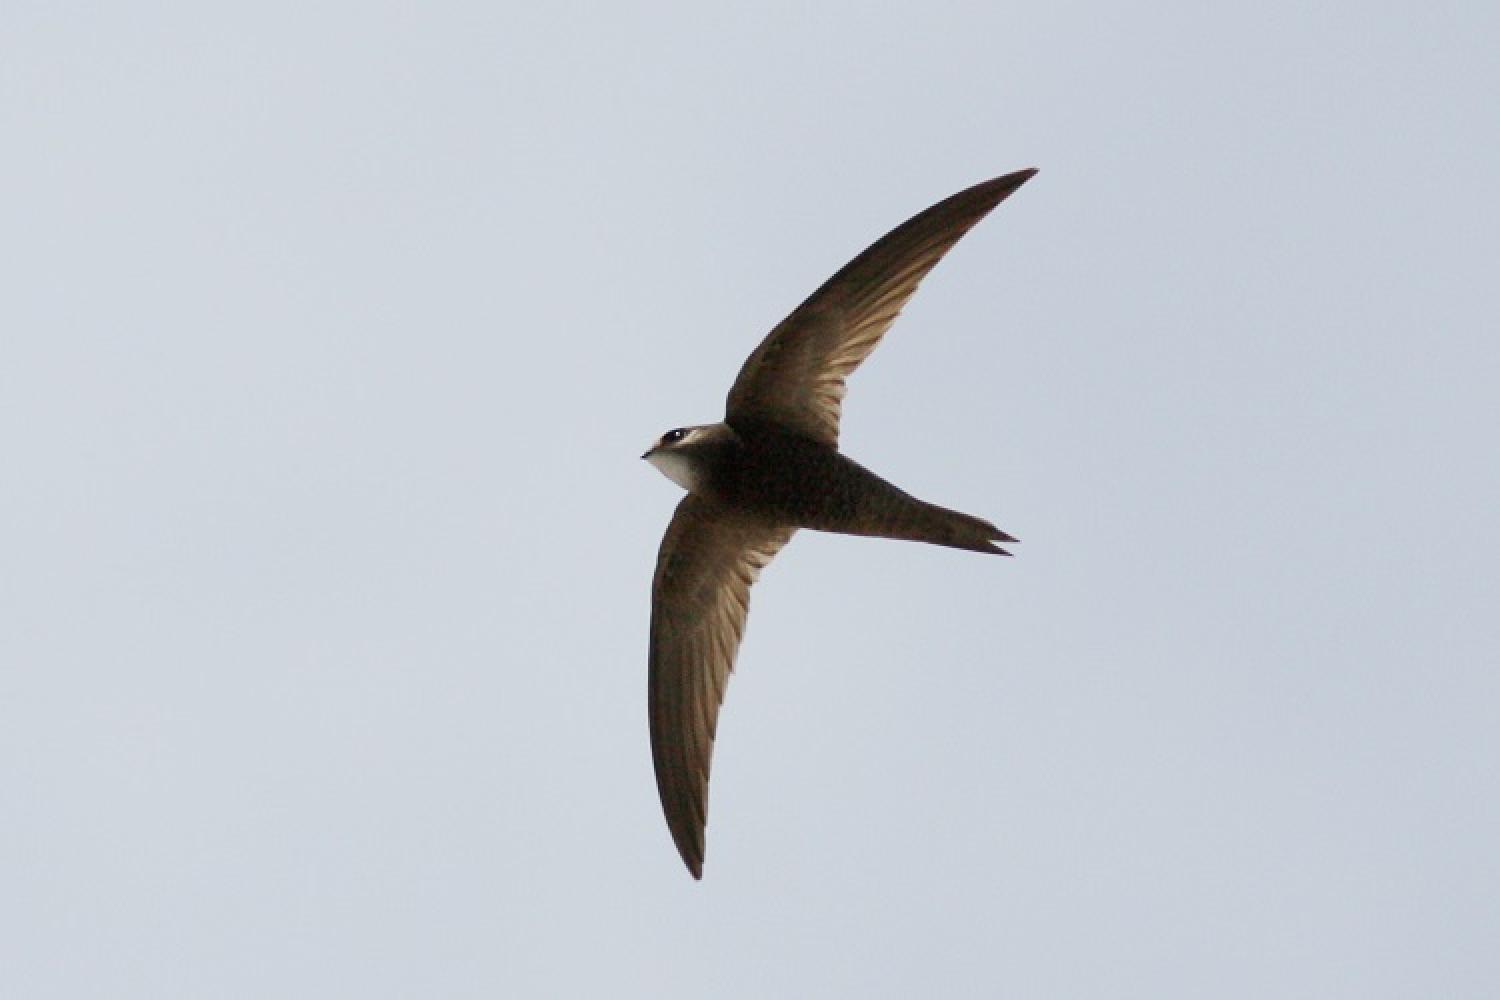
725, 169, 1037, 445
649, 495, 794, 878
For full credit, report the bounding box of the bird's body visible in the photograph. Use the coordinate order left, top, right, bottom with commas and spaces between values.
653, 418, 1013, 554
643, 168, 1037, 878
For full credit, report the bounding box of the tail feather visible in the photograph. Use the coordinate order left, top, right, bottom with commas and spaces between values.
900, 501, 1017, 555
807, 452, 1017, 555
845, 486, 1017, 555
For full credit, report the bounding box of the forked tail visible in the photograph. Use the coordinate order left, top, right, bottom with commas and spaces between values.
803, 452, 1017, 555
880, 497, 1017, 555
825, 474, 1017, 555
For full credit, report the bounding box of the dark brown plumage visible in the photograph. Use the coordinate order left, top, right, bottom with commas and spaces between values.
644, 169, 1036, 878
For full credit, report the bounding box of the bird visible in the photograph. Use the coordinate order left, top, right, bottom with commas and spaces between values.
643, 168, 1036, 879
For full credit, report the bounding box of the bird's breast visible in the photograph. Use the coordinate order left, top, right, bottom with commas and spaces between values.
711, 429, 902, 530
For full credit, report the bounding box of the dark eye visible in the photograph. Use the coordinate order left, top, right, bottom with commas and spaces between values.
663, 428, 687, 444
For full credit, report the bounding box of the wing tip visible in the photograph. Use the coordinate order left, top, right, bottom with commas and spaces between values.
981, 167, 1039, 202
674, 837, 705, 879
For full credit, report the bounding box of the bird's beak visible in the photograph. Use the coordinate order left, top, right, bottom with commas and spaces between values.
641, 447, 656, 460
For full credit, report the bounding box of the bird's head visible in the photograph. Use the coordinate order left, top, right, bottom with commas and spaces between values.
642, 424, 730, 493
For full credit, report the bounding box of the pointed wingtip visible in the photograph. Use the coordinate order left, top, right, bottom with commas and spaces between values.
673, 831, 705, 880
964, 168, 1037, 212
993, 166, 1039, 191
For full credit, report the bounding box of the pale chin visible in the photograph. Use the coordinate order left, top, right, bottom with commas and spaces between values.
646, 450, 701, 493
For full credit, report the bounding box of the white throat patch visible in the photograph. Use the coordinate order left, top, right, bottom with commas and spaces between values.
646, 448, 702, 493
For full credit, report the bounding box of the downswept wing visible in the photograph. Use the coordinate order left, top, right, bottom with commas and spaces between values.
649, 494, 795, 879
725, 168, 1037, 446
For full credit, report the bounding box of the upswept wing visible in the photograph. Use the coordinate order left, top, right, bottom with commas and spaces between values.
725, 168, 1037, 446
649, 495, 794, 878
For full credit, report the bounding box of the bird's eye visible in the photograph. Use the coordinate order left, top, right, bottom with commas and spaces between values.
663, 428, 688, 444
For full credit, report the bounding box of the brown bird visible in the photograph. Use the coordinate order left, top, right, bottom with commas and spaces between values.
643, 168, 1036, 878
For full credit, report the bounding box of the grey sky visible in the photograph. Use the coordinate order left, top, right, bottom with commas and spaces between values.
3, 2, 1497, 997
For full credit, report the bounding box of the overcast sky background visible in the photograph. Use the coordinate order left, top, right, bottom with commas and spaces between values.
4, 3, 1498, 997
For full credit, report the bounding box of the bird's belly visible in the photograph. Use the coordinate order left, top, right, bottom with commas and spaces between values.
724, 444, 908, 532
